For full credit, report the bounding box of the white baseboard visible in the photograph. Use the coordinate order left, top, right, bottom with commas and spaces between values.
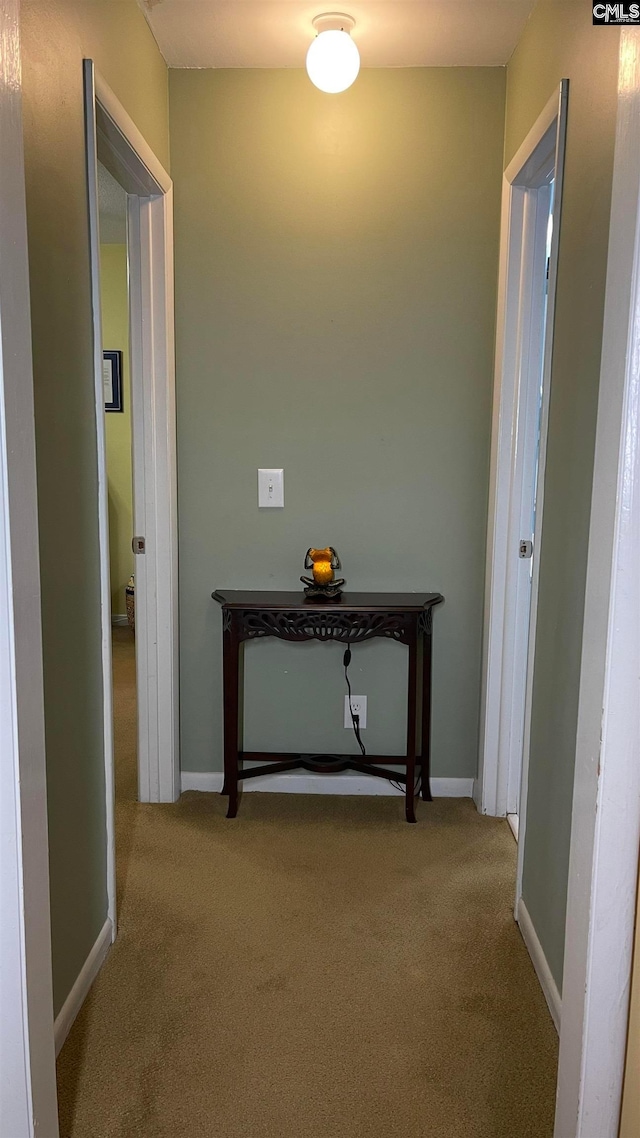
180, 770, 474, 798
507, 812, 519, 841
111, 614, 128, 627
516, 898, 561, 1033
54, 917, 113, 1056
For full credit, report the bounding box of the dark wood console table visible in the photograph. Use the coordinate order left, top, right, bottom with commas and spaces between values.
212, 590, 444, 823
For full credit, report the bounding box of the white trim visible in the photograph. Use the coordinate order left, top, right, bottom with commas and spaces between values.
0, 1, 59, 1131
94, 73, 171, 196
479, 84, 568, 837
84, 66, 179, 921
502, 180, 551, 818
504, 91, 561, 186
180, 771, 474, 797
516, 899, 561, 1033
507, 813, 519, 842
53, 918, 112, 1057
555, 30, 640, 1138
127, 188, 180, 804
111, 613, 129, 627
84, 61, 117, 937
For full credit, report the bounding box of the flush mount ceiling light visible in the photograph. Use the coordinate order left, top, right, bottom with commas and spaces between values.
306, 13, 360, 94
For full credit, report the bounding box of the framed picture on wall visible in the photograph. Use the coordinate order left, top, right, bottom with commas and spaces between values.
103, 350, 123, 412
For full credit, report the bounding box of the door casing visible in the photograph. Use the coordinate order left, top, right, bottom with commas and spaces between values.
84, 61, 180, 938
477, 84, 568, 861
0, 0, 59, 1132
555, 29, 640, 1138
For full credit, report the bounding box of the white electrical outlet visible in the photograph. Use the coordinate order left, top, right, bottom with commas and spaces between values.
344, 695, 367, 729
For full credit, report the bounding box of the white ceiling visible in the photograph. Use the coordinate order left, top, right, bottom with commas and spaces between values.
138, 0, 536, 69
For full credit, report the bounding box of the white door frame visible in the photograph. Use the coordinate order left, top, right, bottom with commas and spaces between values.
477, 82, 568, 830
0, 0, 59, 1132
555, 28, 640, 1138
84, 62, 179, 932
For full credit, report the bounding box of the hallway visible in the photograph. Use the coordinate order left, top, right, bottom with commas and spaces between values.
56, 631, 558, 1137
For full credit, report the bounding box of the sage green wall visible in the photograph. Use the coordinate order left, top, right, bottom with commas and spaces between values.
101, 244, 134, 615
21, 0, 168, 1015
170, 69, 505, 778
505, 1, 620, 991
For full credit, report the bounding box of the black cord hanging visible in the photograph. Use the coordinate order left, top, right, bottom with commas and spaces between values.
343, 646, 366, 757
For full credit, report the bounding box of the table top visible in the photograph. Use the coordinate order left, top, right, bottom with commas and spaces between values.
213, 590, 444, 612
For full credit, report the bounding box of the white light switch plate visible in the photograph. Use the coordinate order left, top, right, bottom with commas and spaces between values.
258, 468, 284, 508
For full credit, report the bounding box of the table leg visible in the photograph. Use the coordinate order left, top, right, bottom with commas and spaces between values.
421, 623, 433, 802
405, 634, 418, 823
222, 614, 241, 818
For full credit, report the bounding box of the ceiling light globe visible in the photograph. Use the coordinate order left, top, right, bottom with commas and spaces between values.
306, 29, 360, 94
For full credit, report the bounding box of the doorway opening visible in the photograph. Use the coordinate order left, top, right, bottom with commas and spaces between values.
97, 159, 139, 839
83, 62, 180, 937
478, 81, 568, 954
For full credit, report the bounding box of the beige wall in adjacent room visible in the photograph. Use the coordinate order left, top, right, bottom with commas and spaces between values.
20, 0, 168, 1015
504, 1, 620, 991
170, 67, 506, 778
101, 244, 133, 616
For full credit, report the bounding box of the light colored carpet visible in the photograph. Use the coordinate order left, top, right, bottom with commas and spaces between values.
56, 628, 558, 1137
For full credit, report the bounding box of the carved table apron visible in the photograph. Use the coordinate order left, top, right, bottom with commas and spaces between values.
212, 590, 444, 824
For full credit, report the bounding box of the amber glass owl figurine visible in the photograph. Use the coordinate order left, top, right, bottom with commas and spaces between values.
301, 547, 345, 599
